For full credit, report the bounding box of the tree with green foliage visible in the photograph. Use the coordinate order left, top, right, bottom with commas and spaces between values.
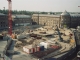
64, 25, 67, 28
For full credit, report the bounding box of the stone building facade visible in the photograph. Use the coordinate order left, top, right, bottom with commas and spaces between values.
12, 15, 32, 26
32, 10, 80, 28
32, 14, 60, 27
0, 13, 8, 30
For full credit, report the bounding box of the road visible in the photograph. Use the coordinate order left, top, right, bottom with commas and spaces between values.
65, 50, 77, 60
8, 40, 15, 59
65, 30, 80, 60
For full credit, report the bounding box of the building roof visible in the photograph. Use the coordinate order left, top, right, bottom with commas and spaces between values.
32, 14, 60, 17
0, 13, 5, 15
0, 41, 7, 54
61, 10, 70, 16
32, 12, 80, 17
13, 15, 31, 18
70, 14, 80, 17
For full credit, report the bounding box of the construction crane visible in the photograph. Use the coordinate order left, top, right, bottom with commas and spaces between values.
7, 0, 12, 35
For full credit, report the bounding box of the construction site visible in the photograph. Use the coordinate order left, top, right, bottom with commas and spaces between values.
0, 0, 77, 60
7, 25, 76, 60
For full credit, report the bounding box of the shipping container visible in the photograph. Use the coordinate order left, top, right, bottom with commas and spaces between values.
23, 45, 34, 54
51, 45, 59, 49
33, 48, 37, 53
40, 46, 44, 51
36, 46, 40, 52
40, 42, 48, 49
23, 45, 40, 54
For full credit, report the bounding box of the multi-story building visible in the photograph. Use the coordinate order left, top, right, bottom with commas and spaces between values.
0, 13, 8, 30
0, 14, 33, 31
70, 14, 80, 28
32, 10, 80, 28
12, 15, 32, 26
32, 14, 60, 27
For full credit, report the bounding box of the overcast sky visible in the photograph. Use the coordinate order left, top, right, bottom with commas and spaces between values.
0, 0, 80, 12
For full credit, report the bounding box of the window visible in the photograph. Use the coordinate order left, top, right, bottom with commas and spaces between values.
1, 25, 2, 27
4, 25, 5, 27
1, 22, 2, 24
0, 54, 1, 57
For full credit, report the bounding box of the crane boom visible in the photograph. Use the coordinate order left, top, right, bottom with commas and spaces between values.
7, 0, 12, 35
